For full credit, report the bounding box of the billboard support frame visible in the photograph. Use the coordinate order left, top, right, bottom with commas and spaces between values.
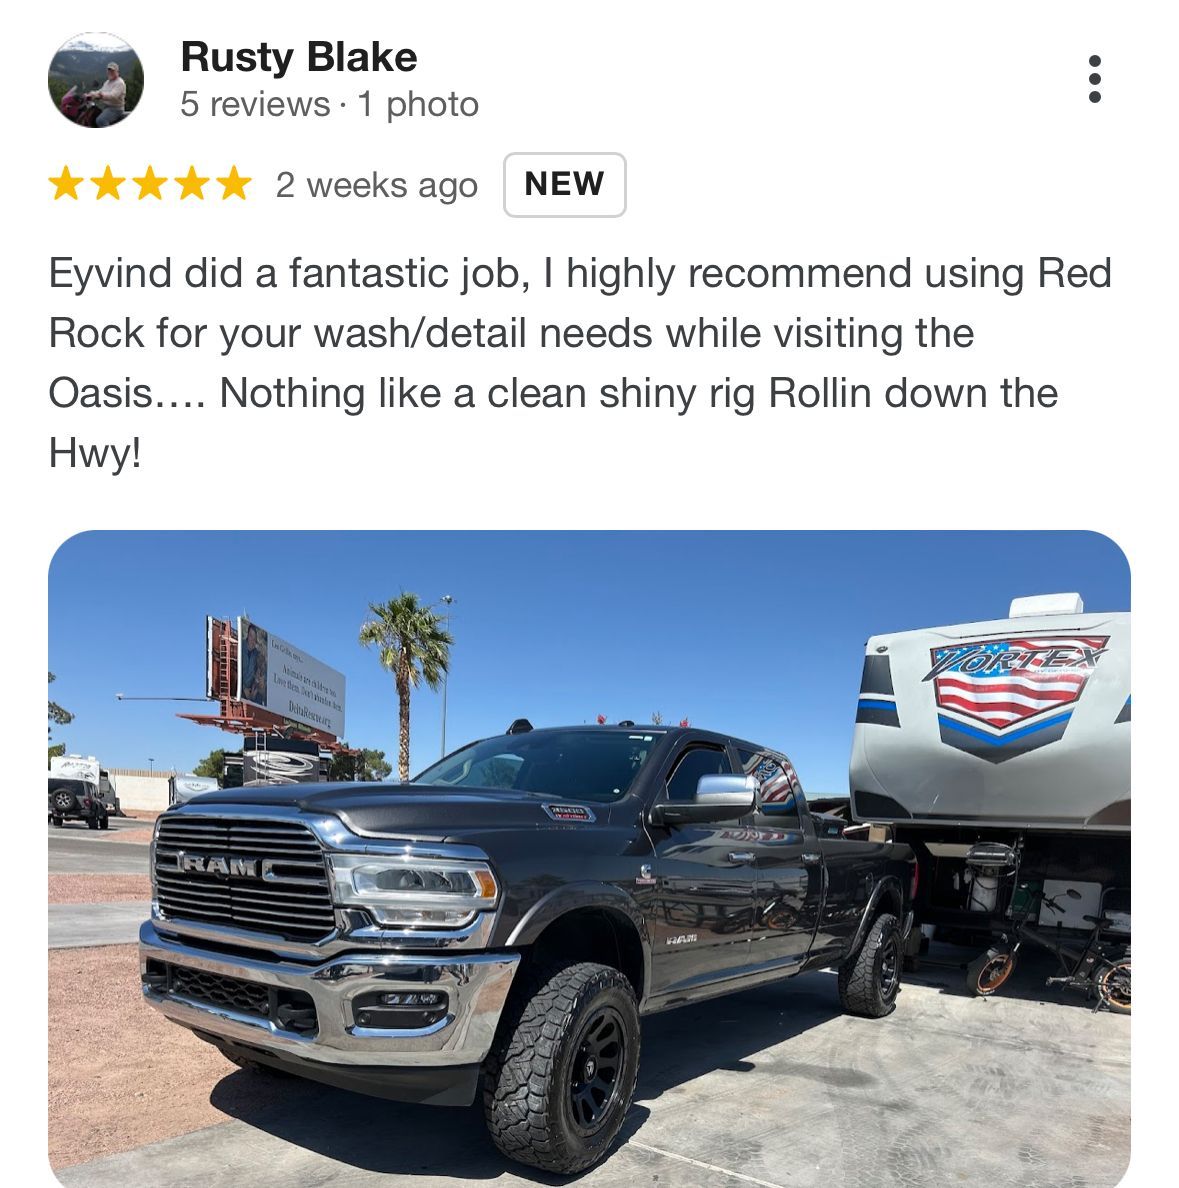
180, 617, 353, 754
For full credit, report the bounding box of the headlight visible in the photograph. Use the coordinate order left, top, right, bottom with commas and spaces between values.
327, 854, 499, 928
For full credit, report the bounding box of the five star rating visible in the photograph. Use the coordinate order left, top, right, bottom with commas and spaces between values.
49, 165, 251, 200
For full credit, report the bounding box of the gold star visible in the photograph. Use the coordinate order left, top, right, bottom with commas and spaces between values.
49, 166, 83, 200
133, 165, 167, 200
91, 165, 125, 200
174, 166, 210, 200
217, 165, 251, 200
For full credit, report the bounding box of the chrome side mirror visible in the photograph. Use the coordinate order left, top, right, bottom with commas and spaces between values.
651, 773, 757, 826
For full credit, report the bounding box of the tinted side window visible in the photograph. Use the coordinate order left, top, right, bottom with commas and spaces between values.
737, 748, 801, 828
666, 745, 732, 802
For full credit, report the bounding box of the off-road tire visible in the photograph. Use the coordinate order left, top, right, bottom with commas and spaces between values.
966, 948, 1017, 997
98, 815, 110, 830
483, 960, 640, 1174
87, 816, 100, 830
52, 789, 77, 814
51, 816, 64, 828
838, 911, 902, 1018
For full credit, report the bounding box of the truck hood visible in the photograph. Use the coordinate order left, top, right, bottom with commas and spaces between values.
178, 782, 597, 842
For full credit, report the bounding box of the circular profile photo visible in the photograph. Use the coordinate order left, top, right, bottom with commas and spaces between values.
49, 32, 143, 128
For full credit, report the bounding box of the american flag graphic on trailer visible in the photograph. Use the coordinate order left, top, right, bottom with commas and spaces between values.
923, 634, 1109, 764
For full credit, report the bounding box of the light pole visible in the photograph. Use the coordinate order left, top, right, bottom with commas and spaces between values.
439, 595, 454, 757
148, 757, 155, 777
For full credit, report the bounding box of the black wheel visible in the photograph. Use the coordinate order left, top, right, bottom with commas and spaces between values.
98, 815, 110, 830
1096, 959, 1131, 1014
87, 816, 101, 830
966, 948, 1017, 997
52, 789, 77, 814
483, 960, 640, 1174
838, 912, 902, 1018
51, 816, 64, 828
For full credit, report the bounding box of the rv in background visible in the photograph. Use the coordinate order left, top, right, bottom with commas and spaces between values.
218, 737, 332, 789
49, 754, 120, 816
167, 774, 221, 806
850, 593, 1130, 957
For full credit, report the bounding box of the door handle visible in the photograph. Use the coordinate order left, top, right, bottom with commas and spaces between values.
802, 852, 822, 866
727, 851, 756, 864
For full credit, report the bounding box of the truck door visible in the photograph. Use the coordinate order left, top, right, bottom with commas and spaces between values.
736, 749, 823, 968
648, 740, 757, 996
811, 832, 888, 961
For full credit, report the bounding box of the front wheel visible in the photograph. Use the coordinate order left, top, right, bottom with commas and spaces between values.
838, 912, 902, 1018
1096, 959, 1131, 1014
966, 948, 1017, 997
483, 960, 640, 1175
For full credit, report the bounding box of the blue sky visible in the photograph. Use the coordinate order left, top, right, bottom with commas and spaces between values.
48, 531, 1129, 794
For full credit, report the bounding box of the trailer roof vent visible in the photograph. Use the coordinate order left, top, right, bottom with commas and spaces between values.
506, 718, 533, 735
1008, 592, 1084, 618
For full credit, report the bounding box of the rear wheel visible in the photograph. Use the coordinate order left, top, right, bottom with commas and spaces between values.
966, 948, 1017, 996
1096, 959, 1131, 1014
483, 960, 640, 1174
838, 912, 902, 1018
87, 816, 100, 830
98, 815, 110, 830
51, 816, 64, 828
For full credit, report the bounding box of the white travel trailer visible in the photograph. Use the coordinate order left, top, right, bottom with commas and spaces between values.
850, 594, 1130, 948
167, 774, 221, 806
49, 754, 119, 815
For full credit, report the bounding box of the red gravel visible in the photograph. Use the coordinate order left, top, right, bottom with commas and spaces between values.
48, 945, 295, 1170
48, 874, 151, 904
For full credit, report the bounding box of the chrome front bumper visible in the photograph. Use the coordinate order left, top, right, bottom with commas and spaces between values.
139, 920, 520, 1069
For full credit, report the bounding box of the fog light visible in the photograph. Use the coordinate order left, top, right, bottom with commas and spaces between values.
353, 988, 449, 1030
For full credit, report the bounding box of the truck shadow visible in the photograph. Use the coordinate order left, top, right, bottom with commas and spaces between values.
207, 972, 845, 1180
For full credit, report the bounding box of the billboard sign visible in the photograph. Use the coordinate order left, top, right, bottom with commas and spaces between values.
205, 615, 222, 699
236, 618, 346, 737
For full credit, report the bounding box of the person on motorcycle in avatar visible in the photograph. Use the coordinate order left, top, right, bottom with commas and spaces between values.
86, 63, 126, 127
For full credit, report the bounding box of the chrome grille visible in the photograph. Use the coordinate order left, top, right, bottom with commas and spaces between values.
154, 816, 335, 942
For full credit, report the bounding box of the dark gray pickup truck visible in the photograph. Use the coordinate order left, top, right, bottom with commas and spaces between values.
140, 723, 915, 1173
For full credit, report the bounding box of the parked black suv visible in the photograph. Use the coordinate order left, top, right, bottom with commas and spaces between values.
49, 777, 110, 829
140, 724, 914, 1173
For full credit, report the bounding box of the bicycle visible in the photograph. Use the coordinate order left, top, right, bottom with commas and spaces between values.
965, 872, 1130, 1014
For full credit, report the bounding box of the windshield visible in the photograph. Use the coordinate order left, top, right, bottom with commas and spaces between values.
413, 730, 662, 803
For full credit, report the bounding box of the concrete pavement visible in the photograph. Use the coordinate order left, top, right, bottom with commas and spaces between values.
55, 962, 1130, 1188
49, 824, 152, 876
49, 901, 151, 949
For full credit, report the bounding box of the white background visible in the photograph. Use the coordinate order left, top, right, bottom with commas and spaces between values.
12, 2, 1175, 1183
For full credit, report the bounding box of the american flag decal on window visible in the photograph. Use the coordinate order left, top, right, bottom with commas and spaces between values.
923, 635, 1109, 763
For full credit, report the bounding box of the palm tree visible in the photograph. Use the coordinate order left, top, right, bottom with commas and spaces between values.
359, 593, 453, 782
